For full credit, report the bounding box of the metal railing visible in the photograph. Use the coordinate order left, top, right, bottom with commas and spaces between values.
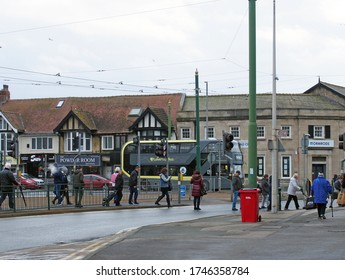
0, 182, 192, 213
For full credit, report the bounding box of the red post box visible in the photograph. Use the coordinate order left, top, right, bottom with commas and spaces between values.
239, 188, 261, 222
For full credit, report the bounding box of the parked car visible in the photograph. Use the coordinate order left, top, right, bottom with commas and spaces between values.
14, 174, 39, 190
21, 173, 45, 186
83, 174, 112, 189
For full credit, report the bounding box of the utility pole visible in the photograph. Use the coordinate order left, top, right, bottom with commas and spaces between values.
195, 69, 201, 171
248, 0, 257, 188
168, 100, 171, 140
205, 81, 209, 140
271, 0, 278, 213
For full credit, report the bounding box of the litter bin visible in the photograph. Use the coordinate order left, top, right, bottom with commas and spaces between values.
239, 188, 261, 223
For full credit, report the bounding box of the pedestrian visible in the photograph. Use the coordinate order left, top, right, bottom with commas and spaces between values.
311, 172, 332, 219
54, 170, 72, 205
330, 174, 342, 208
191, 170, 204, 210
284, 173, 302, 210
259, 174, 270, 209
111, 167, 120, 203
155, 167, 172, 207
267, 175, 273, 211
114, 169, 124, 206
0, 162, 19, 210
128, 165, 140, 205
102, 168, 124, 206
231, 170, 243, 211
52, 165, 64, 206
73, 166, 85, 208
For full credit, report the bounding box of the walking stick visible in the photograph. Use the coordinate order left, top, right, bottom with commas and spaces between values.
19, 184, 27, 207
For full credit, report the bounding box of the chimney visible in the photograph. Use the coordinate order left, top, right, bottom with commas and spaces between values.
0, 85, 10, 104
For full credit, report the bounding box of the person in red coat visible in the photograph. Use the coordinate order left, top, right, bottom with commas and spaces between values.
191, 170, 204, 210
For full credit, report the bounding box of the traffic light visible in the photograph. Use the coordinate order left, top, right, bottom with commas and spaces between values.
7, 139, 16, 158
223, 132, 234, 151
155, 139, 167, 158
301, 134, 310, 154
72, 136, 79, 150
133, 136, 140, 145
162, 140, 167, 158
339, 133, 345, 150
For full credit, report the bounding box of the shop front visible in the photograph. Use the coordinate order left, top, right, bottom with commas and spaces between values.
20, 154, 55, 179
55, 154, 101, 174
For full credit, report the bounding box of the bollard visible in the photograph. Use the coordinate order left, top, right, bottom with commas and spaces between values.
278, 187, 282, 211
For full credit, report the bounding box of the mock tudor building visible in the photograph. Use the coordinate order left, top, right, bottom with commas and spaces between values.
1, 81, 345, 186
0, 85, 184, 179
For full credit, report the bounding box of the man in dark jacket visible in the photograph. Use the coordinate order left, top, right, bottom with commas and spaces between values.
0, 162, 19, 209
52, 166, 64, 206
128, 165, 140, 205
72, 166, 84, 208
259, 174, 270, 209
231, 170, 243, 211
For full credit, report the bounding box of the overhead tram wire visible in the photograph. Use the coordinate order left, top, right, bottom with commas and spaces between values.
0, 0, 222, 35
0, 57, 236, 94
0, 74, 196, 95
62, 58, 224, 74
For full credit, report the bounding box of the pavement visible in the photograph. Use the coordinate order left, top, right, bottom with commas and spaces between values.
1, 191, 345, 260
86, 196, 345, 260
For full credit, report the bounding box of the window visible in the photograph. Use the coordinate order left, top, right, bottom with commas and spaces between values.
181, 128, 191, 139
308, 125, 330, 139
0, 118, 7, 131
102, 136, 114, 150
314, 126, 324, 139
257, 156, 265, 177
115, 135, 127, 150
281, 156, 291, 178
205, 127, 214, 139
65, 132, 91, 152
280, 126, 291, 138
257, 126, 265, 139
230, 127, 240, 139
32, 137, 53, 150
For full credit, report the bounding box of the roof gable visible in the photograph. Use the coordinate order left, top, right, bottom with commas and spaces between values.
304, 81, 345, 97
0, 111, 25, 133
129, 107, 168, 131
54, 110, 97, 133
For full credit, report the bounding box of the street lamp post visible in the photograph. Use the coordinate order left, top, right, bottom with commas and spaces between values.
195, 70, 201, 171
271, 0, 278, 213
205, 81, 209, 140
248, 0, 257, 187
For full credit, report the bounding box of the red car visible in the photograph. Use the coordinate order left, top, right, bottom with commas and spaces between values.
14, 174, 39, 190
83, 174, 112, 189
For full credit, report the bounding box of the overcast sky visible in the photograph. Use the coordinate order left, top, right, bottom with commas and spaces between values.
1, 0, 345, 99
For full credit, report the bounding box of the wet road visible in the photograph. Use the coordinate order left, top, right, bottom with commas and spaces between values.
0, 203, 233, 254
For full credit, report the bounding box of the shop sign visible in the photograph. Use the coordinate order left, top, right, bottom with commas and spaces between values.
55, 154, 101, 166
308, 139, 334, 148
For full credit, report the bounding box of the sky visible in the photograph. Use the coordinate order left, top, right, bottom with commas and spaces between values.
1, 0, 345, 99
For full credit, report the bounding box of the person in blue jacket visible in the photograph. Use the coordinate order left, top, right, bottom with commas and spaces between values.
311, 172, 332, 219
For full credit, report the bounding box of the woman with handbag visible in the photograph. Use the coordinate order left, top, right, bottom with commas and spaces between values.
191, 170, 205, 211
155, 167, 172, 208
